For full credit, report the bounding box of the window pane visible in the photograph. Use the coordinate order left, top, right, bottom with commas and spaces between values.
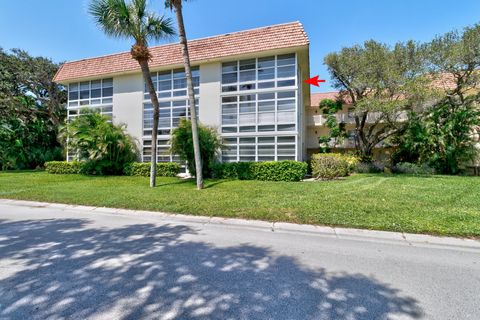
222, 73, 238, 84
239, 59, 255, 70
277, 54, 295, 66
91, 88, 101, 98
258, 81, 275, 89
258, 101, 275, 112
239, 94, 255, 102
278, 124, 296, 131
222, 114, 237, 125
239, 102, 255, 113
222, 62, 238, 73
258, 56, 275, 68
91, 80, 101, 89
258, 137, 275, 143
239, 137, 255, 144
102, 87, 113, 97
239, 113, 255, 124
277, 91, 295, 99
222, 126, 237, 133
277, 65, 295, 78
277, 99, 296, 111
102, 78, 113, 87
159, 80, 171, 91
258, 112, 275, 124
239, 126, 255, 132
240, 70, 255, 82
258, 125, 275, 132
173, 78, 186, 89
258, 93, 275, 100
222, 85, 237, 92
69, 91, 79, 100
222, 105, 237, 114
277, 79, 295, 87
277, 111, 296, 123
240, 83, 256, 91
277, 136, 296, 143
222, 96, 237, 103
258, 68, 275, 80
159, 71, 171, 81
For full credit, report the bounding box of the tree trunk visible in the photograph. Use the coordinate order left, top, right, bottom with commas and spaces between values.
174, 2, 204, 190
138, 59, 159, 187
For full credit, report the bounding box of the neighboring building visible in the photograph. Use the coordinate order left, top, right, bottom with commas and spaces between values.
53, 22, 311, 165
306, 92, 399, 160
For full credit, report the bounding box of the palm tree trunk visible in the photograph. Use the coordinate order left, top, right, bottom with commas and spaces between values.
138, 59, 159, 187
174, 2, 204, 190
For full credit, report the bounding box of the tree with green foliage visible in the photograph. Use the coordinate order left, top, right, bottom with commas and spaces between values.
0, 48, 66, 170
324, 40, 431, 162
89, 0, 174, 186
317, 99, 347, 153
394, 23, 480, 173
59, 109, 138, 175
164, 0, 204, 189
170, 118, 222, 178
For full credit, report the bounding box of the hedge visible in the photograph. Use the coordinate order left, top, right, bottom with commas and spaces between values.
212, 161, 307, 182
311, 153, 359, 180
123, 162, 181, 177
44, 161, 82, 174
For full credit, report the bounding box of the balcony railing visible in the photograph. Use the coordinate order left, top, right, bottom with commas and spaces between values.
307, 111, 408, 127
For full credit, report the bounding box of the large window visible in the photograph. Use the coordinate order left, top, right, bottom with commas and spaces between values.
221, 90, 297, 133
221, 54, 296, 93
143, 99, 199, 136
144, 67, 199, 100
222, 135, 297, 162
67, 78, 113, 119
142, 68, 200, 164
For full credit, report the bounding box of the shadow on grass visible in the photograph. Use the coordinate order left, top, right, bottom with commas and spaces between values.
0, 218, 423, 319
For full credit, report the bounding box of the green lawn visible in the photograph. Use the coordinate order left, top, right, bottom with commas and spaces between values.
1, 171, 479, 237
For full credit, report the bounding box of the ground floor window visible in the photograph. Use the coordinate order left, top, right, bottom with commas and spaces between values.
221, 135, 297, 162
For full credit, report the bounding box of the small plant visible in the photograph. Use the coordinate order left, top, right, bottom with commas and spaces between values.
311, 153, 358, 180
170, 119, 222, 178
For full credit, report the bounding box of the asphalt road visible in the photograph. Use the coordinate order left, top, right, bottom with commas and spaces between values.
0, 201, 479, 320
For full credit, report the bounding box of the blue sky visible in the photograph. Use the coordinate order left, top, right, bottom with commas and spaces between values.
1, 0, 479, 92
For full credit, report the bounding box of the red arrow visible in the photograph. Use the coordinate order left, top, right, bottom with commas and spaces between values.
304, 75, 326, 87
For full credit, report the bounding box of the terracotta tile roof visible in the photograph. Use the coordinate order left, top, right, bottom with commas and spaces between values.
54, 21, 309, 83
310, 92, 353, 106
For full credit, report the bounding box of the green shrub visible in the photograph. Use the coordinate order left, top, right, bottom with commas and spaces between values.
212, 162, 255, 180
124, 162, 181, 177
354, 162, 385, 173
252, 161, 308, 182
213, 161, 307, 182
392, 162, 435, 175
311, 153, 358, 180
45, 161, 82, 174
170, 119, 222, 178
59, 109, 138, 175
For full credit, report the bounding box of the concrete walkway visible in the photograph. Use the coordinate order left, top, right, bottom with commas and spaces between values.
0, 199, 479, 319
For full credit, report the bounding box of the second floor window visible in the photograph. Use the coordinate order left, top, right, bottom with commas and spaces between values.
221, 54, 296, 93
144, 67, 199, 100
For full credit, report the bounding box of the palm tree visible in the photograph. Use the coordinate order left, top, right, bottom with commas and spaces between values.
165, 0, 204, 189
89, 0, 174, 187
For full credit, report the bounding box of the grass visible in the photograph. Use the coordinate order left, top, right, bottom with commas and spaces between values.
0, 171, 479, 238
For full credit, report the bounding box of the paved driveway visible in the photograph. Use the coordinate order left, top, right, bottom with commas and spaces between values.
0, 200, 479, 319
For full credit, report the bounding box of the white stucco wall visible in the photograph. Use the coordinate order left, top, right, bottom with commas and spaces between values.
112, 74, 144, 150
198, 63, 221, 129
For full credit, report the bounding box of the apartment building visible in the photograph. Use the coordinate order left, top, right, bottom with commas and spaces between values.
53, 22, 311, 164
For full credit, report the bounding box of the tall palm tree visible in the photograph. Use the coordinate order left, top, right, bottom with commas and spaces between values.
165, 0, 204, 190
89, 0, 174, 187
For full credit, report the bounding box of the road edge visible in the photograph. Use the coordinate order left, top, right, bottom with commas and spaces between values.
1, 198, 479, 250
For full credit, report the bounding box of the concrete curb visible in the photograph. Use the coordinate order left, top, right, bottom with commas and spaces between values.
1, 198, 479, 250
